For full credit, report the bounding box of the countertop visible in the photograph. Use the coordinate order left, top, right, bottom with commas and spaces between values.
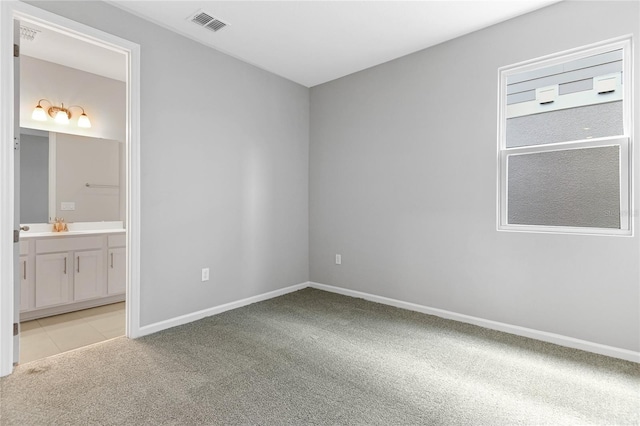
19, 221, 125, 240
20, 229, 125, 239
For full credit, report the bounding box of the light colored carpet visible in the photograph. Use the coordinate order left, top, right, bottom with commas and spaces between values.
0, 288, 638, 425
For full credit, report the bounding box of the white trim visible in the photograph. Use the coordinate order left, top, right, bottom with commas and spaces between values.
136, 282, 309, 337
0, 0, 15, 377
0, 0, 141, 376
502, 135, 626, 155
309, 282, 640, 363
124, 29, 141, 340
20, 293, 125, 322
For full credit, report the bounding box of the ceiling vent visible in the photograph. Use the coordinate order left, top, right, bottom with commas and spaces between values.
189, 10, 229, 33
20, 26, 40, 42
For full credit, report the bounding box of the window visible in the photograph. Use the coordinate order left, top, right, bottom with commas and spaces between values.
498, 38, 632, 235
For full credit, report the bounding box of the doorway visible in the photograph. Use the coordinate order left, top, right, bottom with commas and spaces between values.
0, 1, 141, 376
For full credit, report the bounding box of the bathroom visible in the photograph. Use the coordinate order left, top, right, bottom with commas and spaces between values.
17, 21, 127, 363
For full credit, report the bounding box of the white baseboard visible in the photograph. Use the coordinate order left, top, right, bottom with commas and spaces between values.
309, 282, 640, 363
134, 280, 639, 363
137, 282, 309, 337
21, 294, 125, 322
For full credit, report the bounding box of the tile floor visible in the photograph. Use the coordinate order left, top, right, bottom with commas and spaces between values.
19, 302, 125, 364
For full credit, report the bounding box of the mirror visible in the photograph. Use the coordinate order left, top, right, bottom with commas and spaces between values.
20, 129, 49, 223
20, 128, 124, 224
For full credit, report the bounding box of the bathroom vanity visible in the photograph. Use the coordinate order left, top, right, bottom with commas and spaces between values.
18, 128, 126, 321
19, 222, 125, 321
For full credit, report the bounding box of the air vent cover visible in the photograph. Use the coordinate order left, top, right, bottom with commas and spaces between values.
189, 10, 229, 33
20, 26, 40, 41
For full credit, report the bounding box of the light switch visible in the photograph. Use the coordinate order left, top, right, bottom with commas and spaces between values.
201, 268, 210, 281
60, 202, 75, 211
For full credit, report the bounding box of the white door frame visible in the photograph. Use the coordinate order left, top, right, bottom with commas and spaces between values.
0, 0, 141, 376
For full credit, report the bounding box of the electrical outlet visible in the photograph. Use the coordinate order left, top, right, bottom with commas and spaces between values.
201, 268, 210, 282
60, 201, 75, 211
335, 254, 342, 265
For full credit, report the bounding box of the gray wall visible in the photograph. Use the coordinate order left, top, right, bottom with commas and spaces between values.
29, 1, 309, 326
20, 55, 126, 141
19, 133, 48, 223
310, 1, 640, 352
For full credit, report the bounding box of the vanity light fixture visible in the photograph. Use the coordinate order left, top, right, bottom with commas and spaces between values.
31, 99, 92, 128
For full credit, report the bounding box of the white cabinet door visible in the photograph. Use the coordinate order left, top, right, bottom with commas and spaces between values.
107, 247, 126, 295
20, 256, 31, 311
74, 250, 104, 301
35, 253, 70, 308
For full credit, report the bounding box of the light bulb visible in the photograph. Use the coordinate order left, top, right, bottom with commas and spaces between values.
54, 110, 69, 124
77, 113, 91, 128
32, 105, 47, 121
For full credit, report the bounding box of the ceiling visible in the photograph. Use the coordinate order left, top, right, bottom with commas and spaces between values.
19, 1, 560, 87
108, 0, 560, 87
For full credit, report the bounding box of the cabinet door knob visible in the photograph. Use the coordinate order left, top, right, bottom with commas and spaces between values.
23, 260, 26, 280
110, 253, 114, 268
77, 256, 80, 273
63, 257, 67, 274
20, 225, 29, 231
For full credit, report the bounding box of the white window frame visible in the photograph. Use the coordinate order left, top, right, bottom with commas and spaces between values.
497, 36, 633, 236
